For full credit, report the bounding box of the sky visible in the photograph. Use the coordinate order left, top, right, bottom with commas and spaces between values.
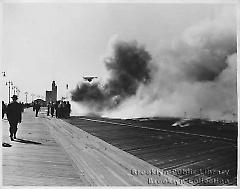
1, 1, 237, 106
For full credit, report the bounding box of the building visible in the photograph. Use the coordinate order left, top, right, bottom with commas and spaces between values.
51, 81, 57, 102
46, 91, 52, 103
46, 81, 57, 104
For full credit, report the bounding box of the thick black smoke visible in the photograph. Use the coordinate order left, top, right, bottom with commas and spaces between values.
71, 40, 152, 110
71, 83, 107, 110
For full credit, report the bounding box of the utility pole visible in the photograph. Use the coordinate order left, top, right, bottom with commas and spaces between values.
24, 92, 28, 104
6, 81, 13, 103
31, 94, 35, 102
12, 86, 18, 95
66, 83, 69, 100
16, 88, 20, 96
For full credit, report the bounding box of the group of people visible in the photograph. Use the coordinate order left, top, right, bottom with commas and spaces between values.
2, 95, 72, 142
47, 101, 71, 118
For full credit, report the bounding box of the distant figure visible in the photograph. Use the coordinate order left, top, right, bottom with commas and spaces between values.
33, 102, 35, 111
55, 101, 60, 118
47, 103, 50, 116
50, 102, 55, 117
21, 102, 24, 112
34, 102, 41, 117
58, 101, 64, 118
62, 101, 67, 118
6, 95, 22, 141
66, 101, 71, 118
2, 101, 7, 119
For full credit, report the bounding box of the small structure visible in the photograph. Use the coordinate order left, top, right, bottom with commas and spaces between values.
46, 81, 57, 104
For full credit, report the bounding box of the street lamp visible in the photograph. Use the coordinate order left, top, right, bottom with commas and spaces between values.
6, 81, 13, 103
12, 86, 18, 95
16, 88, 20, 96
31, 94, 35, 102
24, 92, 28, 104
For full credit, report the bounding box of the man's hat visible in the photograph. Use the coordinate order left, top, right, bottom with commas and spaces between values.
11, 95, 18, 100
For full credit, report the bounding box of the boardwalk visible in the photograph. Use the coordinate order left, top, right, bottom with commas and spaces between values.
2, 109, 88, 186
2, 109, 183, 186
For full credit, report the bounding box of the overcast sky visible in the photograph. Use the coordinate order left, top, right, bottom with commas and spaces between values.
1, 1, 235, 103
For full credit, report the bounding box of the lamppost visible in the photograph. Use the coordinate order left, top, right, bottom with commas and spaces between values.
16, 88, 20, 96
31, 93, 35, 102
24, 92, 28, 104
2, 72, 7, 102
12, 86, 18, 95
6, 81, 13, 103
66, 83, 69, 100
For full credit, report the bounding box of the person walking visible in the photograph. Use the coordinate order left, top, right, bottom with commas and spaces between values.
21, 102, 24, 112
6, 95, 22, 141
33, 102, 36, 111
58, 101, 64, 118
66, 101, 71, 118
35, 102, 41, 117
47, 102, 50, 116
50, 102, 55, 117
55, 101, 60, 118
62, 101, 67, 118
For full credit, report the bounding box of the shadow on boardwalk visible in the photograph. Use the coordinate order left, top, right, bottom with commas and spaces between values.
2, 143, 12, 147
14, 138, 42, 145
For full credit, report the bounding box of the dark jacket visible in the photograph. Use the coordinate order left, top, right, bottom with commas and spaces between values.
35, 103, 41, 111
7, 101, 22, 123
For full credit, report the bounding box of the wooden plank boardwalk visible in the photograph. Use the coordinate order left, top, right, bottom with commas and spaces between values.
65, 116, 238, 186
2, 109, 89, 186
2, 109, 184, 186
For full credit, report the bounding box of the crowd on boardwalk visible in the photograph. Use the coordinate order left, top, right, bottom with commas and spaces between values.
2, 96, 71, 142
33, 100, 71, 118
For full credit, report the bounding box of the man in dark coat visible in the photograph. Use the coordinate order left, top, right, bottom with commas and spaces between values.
50, 102, 55, 117
6, 95, 22, 141
35, 102, 41, 117
66, 101, 71, 118
55, 101, 60, 118
47, 102, 50, 116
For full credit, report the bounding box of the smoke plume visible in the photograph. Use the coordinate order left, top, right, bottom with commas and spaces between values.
71, 8, 237, 121
71, 40, 152, 111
